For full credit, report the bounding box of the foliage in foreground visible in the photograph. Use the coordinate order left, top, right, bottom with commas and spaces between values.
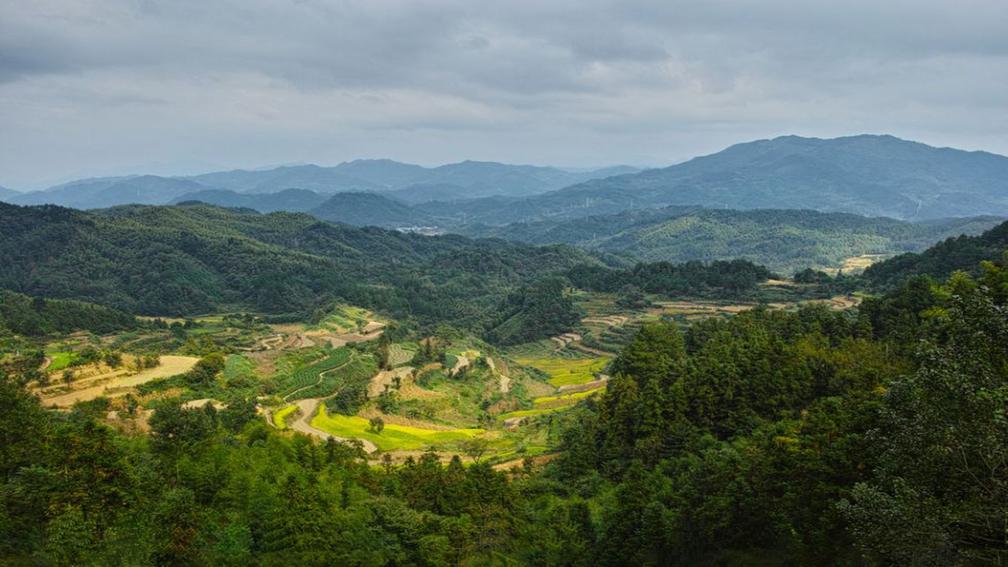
0, 259, 1005, 564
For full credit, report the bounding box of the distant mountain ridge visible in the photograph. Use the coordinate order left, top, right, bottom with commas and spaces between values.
0, 186, 19, 200
9, 175, 211, 209
8, 160, 638, 209
170, 188, 328, 213
436, 135, 1008, 223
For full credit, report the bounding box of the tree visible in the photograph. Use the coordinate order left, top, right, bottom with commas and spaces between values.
841, 285, 1008, 564
460, 436, 491, 464
369, 416, 385, 434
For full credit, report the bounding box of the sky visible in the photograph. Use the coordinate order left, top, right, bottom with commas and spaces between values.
2, 0, 1007, 189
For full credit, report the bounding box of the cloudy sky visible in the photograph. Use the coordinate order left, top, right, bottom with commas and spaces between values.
2, 0, 1007, 189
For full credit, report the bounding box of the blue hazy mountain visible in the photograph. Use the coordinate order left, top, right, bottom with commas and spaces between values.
449, 135, 1008, 223
170, 188, 328, 213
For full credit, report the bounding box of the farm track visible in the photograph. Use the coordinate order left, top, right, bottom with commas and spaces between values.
487, 356, 510, 393
288, 398, 378, 454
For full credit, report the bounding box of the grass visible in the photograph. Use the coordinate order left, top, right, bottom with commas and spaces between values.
515, 356, 610, 387
223, 354, 256, 381
273, 405, 298, 429
312, 407, 484, 452
46, 351, 78, 372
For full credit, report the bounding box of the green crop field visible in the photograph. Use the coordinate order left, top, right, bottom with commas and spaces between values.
223, 354, 256, 381
297, 355, 376, 401
46, 351, 78, 372
312, 408, 484, 452
273, 405, 298, 429
279, 347, 352, 399
515, 356, 610, 387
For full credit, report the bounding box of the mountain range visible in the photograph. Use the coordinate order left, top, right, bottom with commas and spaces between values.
6, 135, 1007, 223
3, 160, 639, 209
416, 135, 1008, 224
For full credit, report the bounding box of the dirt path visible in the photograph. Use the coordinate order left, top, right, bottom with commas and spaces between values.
288, 398, 378, 454
40, 357, 52, 371
486, 356, 510, 393
41, 356, 199, 408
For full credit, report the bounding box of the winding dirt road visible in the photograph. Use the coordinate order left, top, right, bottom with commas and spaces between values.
288, 398, 378, 454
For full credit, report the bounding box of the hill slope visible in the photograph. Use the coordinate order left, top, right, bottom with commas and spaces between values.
0, 203, 593, 333
464, 207, 1003, 274
863, 220, 1008, 287
444, 135, 1008, 223
308, 192, 431, 227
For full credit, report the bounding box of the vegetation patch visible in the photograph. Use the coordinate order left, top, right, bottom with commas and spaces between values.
312, 408, 484, 452
272, 405, 298, 429
515, 356, 610, 387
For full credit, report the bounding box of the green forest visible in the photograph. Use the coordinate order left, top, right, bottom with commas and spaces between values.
1, 220, 1006, 564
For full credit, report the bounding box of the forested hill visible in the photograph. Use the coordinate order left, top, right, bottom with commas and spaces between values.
864, 219, 1008, 287
462, 207, 1002, 275
433, 135, 1008, 224
308, 192, 434, 227
0, 290, 137, 336
169, 188, 328, 213
0, 202, 595, 333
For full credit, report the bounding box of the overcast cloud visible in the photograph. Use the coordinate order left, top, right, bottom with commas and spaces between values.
1, 0, 1006, 188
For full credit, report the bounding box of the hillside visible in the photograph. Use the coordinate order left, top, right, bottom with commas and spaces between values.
464, 207, 1003, 274
308, 192, 432, 227
0, 185, 19, 200
8, 175, 214, 209
436, 135, 1008, 223
170, 188, 328, 212
0, 202, 594, 334
0, 290, 137, 336
863, 219, 1008, 287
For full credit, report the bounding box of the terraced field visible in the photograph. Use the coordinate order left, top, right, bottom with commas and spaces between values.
312, 407, 485, 452
278, 348, 352, 400
515, 356, 610, 387
498, 385, 607, 422
387, 343, 415, 367
45, 351, 78, 372
40, 355, 200, 407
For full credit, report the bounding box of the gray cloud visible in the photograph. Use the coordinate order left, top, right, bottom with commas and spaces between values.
1, 0, 1007, 188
